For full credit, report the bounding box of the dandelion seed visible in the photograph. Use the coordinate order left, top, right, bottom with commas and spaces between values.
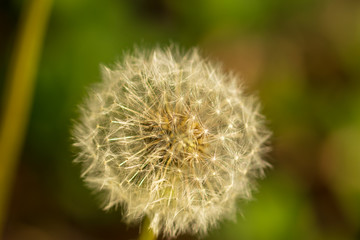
73, 46, 271, 238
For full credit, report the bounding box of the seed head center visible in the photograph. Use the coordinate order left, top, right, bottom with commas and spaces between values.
143, 109, 208, 165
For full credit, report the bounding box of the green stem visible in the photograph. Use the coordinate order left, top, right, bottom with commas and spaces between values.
139, 216, 156, 240
0, 0, 52, 236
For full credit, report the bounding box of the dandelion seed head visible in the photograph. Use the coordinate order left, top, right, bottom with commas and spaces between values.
73, 46, 271, 238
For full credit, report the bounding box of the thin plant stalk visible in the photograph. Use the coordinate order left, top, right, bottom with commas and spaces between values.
0, 0, 52, 236
139, 216, 156, 240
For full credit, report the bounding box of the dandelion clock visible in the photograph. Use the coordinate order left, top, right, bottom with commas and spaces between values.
73, 46, 271, 239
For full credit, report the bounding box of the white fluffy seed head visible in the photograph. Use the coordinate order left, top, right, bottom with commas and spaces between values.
73, 46, 271, 238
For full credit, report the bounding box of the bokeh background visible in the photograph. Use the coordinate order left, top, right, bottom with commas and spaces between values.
1, 0, 360, 239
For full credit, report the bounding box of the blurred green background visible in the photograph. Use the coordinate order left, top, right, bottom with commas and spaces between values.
1, 0, 360, 239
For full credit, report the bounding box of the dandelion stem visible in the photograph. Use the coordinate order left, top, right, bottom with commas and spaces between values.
0, 0, 52, 236
139, 216, 156, 240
